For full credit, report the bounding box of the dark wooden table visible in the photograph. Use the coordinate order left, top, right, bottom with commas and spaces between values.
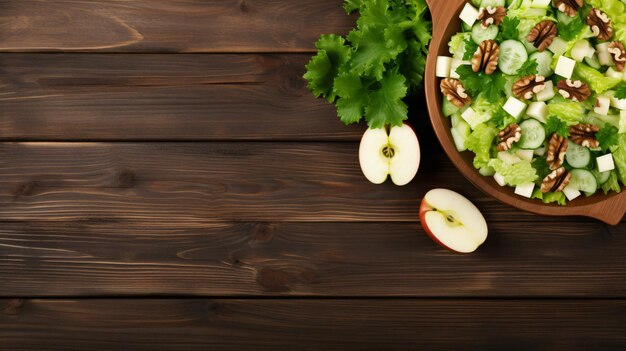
1, 1, 625, 350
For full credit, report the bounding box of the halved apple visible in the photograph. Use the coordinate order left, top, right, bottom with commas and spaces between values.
419, 188, 488, 253
358, 124, 421, 186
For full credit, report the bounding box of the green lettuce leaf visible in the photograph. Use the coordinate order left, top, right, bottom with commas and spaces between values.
465, 124, 498, 169
547, 96, 586, 125
334, 73, 370, 124
532, 189, 567, 205
488, 159, 538, 186
610, 134, 626, 186
602, 170, 623, 194
574, 63, 622, 94
448, 32, 470, 59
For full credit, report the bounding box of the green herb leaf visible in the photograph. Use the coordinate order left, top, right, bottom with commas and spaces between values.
545, 116, 570, 137
456, 65, 506, 103
532, 156, 552, 182
557, 15, 585, 41
334, 73, 370, 125
516, 59, 539, 77
364, 70, 408, 128
303, 35, 351, 102
462, 39, 478, 61
615, 84, 626, 100
597, 124, 619, 151
496, 17, 520, 42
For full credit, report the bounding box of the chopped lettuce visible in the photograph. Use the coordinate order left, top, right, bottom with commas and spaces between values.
448, 32, 470, 59
610, 134, 626, 186
574, 63, 622, 94
532, 189, 567, 206
546, 96, 586, 125
488, 159, 538, 186
465, 124, 498, 169
602, 171, 622, 194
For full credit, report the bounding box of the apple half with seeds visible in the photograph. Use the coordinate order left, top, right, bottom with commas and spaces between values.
420, 188, 488, 253
359, 124, 420, 186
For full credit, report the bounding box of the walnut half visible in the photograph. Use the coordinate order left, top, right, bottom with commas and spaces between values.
497, 124, 522, 152
546, 133, 568, 170
569, 123, 600, 148
587, 8, 613, 41
440, 78, 471, 108
541, 167, 572, 193
527, 20, 558, 52
477, 6, 506, 28
471, 40, 499, 75
513, 75, 547, 100
554, 0, 583, 17
557, 79, 591, 102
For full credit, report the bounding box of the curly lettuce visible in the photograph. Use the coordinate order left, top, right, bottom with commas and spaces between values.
488, 159, 538, 186
574, 63, 622, 94
465, 124, 497, 169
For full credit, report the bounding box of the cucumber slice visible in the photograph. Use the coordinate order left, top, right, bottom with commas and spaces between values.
529, 51, 554, 77
498, 40, 529, 75
442, 97, 460, 117
481, 0, 506, 6
570, 169, 598, 194
584, 54, 602, 70
462, 22, 472, 32
471, 23, 499, 44
592, 169, 612, 185
518, 119, 546, 149
565, 140, 591, 168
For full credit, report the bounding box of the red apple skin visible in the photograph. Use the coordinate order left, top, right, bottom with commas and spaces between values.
419, 198, 460, 253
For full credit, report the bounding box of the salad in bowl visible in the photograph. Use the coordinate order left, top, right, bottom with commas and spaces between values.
435, 0, 626, 205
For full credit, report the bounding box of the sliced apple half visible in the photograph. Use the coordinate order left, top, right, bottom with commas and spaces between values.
419, 188, 488, 253
359, 124, 421, 186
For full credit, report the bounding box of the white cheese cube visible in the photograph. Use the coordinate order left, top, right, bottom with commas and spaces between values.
436, 56, 453, 78
597, 153, 616, 172
606, 67, 623, 79
498, 151, 523, 165
620, 110, 626, 133
535, 80, 555, 102
515, 183, 535, 198
449, 59, 469, 79
534, 146, 546, 156
493, 173, 507, 187
571, 40, 595, 62
563, 186, 582, 201
597, 42, 614, 66
526, 101, 548, 123
459, 3, 479, 27
611, 95, 626, 110
594, 96, 611, 115
503, 96, 527, 118
555, 56, 576, 79
516, 149, 535, 162
531, 0, 552, 8
548, 37, 568, 56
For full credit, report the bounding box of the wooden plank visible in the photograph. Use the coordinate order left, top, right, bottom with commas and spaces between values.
0, 0, 354, 53
0, 141, 561, 223
2, 220, 625, 297
2, 299, 625, 350
0, 54, 363, 141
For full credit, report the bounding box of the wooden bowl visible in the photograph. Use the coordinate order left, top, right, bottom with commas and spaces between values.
424, 0, 626, 225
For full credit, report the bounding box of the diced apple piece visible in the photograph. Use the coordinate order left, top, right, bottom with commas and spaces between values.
450, 59, 469, 79
555, 56, 576, 79
606, 67, 623, 79
597, 153, 616, 172
595, 96, 611, 115
460, 107, 488, 129
498, 151, 522, 165
526, 101, 548, 123
516, 149, 534, 162
597, 42, 614, 66
611, 95, 626, 110
459, 3, 479, 27
419, 189, 488, 253
493, 173, 506, 186
436, 56, 453, 78
563, 186, 582, 201
479, 166, 495, 176
534, 146, 546, 156
571, 40, 595, 62
535, 80, 555, 102
503, 96, 527, 118
514, 183, 535, 198
531, 0, 551, 8
548, 37, 568, 56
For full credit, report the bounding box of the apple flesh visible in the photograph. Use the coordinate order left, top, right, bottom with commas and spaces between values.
359, 124, 421, 186
419, 188, 488, 253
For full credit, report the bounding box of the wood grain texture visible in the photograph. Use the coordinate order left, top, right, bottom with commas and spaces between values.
2, 298, 626, 350
0, 54, 364, 141
0, 141, 593, 223
1, 220, 625, 297
0, 0, 354, 53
